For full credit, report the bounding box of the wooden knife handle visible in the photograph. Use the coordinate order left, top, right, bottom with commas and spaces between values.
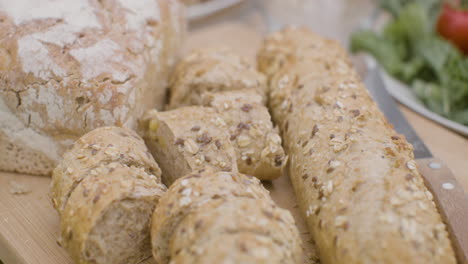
417, 158, 468, 264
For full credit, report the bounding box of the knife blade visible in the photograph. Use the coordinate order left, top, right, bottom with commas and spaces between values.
364, 67, 468, 264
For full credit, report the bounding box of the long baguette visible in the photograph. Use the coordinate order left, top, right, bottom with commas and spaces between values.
258, 27, 456, 264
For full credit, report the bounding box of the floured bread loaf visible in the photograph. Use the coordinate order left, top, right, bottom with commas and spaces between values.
258, 27, 456, 264
167, 47, 267, 109
51, 126, 162, 214
0, 0, 185, 175
202, 90, 286, 180
151, 170, 303, 264
52, 126, 167, 264
139, 107, 238, 185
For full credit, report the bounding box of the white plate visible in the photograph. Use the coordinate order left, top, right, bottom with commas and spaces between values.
380, 69, 468, 136
187, 0, 244, 21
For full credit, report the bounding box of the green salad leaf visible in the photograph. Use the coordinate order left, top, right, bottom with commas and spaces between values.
351, 0, 468, 125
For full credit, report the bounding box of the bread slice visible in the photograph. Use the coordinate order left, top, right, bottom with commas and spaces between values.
151, 171, 271, 264
202, 90, 286, 180
60, 163, 166, 264
139, 107, 238, 185
51, 126, 161, 214
167, 47, 267, 109
0, 0, 185, 175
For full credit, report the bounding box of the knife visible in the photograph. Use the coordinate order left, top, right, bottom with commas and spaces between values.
364, 67, 468, 264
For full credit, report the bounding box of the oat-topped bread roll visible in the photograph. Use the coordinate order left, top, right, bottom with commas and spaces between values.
167, 47, 267, 109
139, 107, 237, 185
202, 90, 286, 180
60, 163, 166, 264
258, 28, 456, 264
151, 170, 303, 264
51, 126, 161, 214
0, 0, 185, 176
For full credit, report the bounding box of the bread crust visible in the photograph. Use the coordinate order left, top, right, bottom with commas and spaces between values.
258, 27, 457, 264
51, 126, 162, 214
0, 0, 185, 175
202, 90, 286, 180
167, 47, 267, 109
139, 107, 238, 185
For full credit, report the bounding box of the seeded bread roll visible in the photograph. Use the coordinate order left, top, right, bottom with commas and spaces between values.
51, 126, 162, 214
202, 90, 286, 180
0, 0, 185, 176
167, 47, 267, 109
258, 27, 456, 264
151, 170, 303, 264
60, 163, 166, 264
139, 107, 237, 185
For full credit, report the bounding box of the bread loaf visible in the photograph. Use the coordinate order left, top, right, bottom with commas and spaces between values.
167, 47, 266, 109
0, 0, 185, 175
258, 28, 456, 264
151, 170, 303, 264
51, 126, 162, 214
60, 163, 166, 264
139, 107, 237, 185
202, 90, 286, 180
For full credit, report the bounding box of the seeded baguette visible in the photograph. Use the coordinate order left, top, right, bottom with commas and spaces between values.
258, 28, 456, 264
170, 232, 286, 264
51, 126, 162, 214
170, 197, 302, 263
202, 90, 286, 180
167, 47, 267, 109
139, 107, 237, 185
60, 163, 166, 264
151, 171, 269, 263
151, 170, 303, 264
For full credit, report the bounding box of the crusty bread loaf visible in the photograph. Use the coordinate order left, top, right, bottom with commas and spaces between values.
51, 126, 162, 214
151, 170, 303, 264
258, 27, 456, 264
202, 90, 286, 180
0, 0, 185, 176
60, 163, 166, 264
167, 47, 267, 109
139, 107, 238, 185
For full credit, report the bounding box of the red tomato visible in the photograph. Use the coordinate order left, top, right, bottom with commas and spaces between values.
437, 3, 468, 54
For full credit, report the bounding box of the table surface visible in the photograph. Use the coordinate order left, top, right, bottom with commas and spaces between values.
1, 1, 467, 264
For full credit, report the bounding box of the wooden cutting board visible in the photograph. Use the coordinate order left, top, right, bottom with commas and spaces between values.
1, 3, 468, 264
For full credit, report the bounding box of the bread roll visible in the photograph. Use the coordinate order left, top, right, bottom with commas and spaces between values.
151, 170, 303, 264
51, 126, 162, 214
258, 27, 456, 264
0, 0, 185, 175
139, 107, 237, 185
202, 90, 286, 180
60, 163, 166, 264
167, 47, 266, 109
